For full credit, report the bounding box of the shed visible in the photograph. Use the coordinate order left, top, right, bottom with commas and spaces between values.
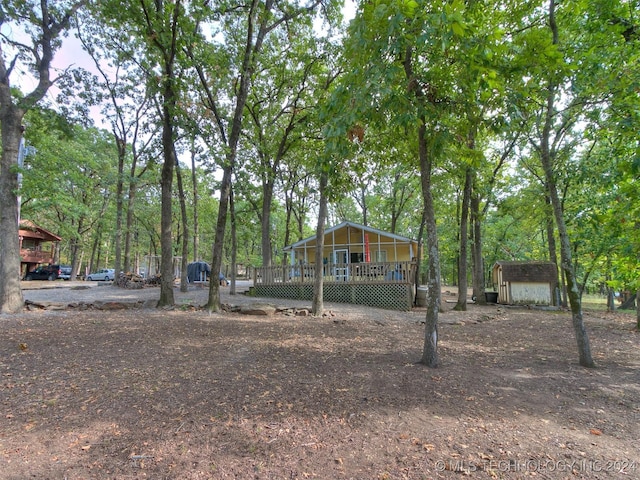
492, 261, 558, 306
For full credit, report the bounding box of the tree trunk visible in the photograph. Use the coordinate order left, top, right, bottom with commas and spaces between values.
636, 289, 640, 331
454, 167, 472, 311
312, 171, 328, 316
229, 185, 237, 295
261, 179, 274, 267
0, 106, 26, 313
113, 134, 126, 278
206, 164, 231, 312
176, 163, 189, 293
70, 237, 81, 281
414, 207, 427, 305
540, 0, 594, 367
123, 179, 137, 274
190, 144, 199, 262
0, 0, 83, 312
545, 193, 563, 306
606, 287, 615, 312
418, 122, 441, 367
205, 10, 267, 312
360, 185, 368, 227
471, 190, 486, 305
158, 105, 177, 307
403, 43, 441, 366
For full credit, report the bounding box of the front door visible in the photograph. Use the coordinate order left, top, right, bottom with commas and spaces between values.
333, 249, 349, 281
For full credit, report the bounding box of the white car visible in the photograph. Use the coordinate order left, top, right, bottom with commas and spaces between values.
86, 268, 116, 281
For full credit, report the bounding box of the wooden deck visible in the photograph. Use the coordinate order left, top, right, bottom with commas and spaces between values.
252, 261, 417, 311
255, 261, 416, 285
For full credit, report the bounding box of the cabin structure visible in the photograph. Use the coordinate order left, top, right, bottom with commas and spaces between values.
492, 261, 559, 306
253, 221, 420, 311
19, 220, 62, 277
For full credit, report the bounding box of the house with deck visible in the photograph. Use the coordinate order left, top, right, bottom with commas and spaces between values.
19, 220, 62, 277
253, 221, 420, 310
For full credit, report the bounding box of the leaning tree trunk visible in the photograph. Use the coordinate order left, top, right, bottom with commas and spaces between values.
404, 43, 441, 367
542, 121, 594, 367
545, 192, 563, 306
418, 122, 441, 367
414, 207, 427, 305
206, 163, 231, 312
540, 0, 594, 367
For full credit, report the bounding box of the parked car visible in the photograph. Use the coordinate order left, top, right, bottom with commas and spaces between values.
86, 268, 116, 281
58, 265, 72, 280
23, 265, 63, 281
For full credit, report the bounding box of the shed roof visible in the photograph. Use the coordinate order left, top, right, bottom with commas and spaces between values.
493, 261, 558, 283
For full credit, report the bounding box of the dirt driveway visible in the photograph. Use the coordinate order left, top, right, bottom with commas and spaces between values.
3, 283, 639, 479
21, 280, 256, 308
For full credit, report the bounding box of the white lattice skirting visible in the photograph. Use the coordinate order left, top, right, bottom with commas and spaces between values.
252, 283, 413, 311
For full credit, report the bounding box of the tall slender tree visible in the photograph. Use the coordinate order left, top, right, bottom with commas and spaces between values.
184, 0, 329, 311
0, 0, 87, 313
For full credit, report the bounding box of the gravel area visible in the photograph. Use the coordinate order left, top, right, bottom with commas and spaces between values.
22, 280, 292, 307
21, 280, 422, 320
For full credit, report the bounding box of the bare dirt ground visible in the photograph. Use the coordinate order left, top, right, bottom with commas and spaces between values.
1, 282, 639, 479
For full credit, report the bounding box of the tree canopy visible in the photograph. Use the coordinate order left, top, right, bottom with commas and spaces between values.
2, 0, 638, 355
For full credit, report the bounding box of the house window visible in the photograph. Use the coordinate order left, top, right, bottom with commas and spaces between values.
22, 239, 37, 250
373, 250, 387, 262
350, 252, 364, 264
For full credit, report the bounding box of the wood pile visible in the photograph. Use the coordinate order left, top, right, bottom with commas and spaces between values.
115, 272, 146, 289
145, 274, 161, 286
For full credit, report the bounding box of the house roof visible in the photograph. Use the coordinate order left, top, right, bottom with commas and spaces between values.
284, 221, 417, 251
493, 261, 558, 283
19, 220, 62, 242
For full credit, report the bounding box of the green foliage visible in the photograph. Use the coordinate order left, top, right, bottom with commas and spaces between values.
20, 107, 117, 261
8, 0, 638, 298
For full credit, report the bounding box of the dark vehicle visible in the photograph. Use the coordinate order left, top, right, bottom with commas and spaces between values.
23, 265, 63, 281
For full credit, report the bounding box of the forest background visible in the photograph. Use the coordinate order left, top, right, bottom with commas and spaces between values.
1, 1, 638, 335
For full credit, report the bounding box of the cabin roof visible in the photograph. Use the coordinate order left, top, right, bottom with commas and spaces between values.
284, 221, 417, 251
19, 220, 62, 242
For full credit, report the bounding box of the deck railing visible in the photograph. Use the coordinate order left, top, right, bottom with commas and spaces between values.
254, 261, 416, 286
20, 248, 53, 264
